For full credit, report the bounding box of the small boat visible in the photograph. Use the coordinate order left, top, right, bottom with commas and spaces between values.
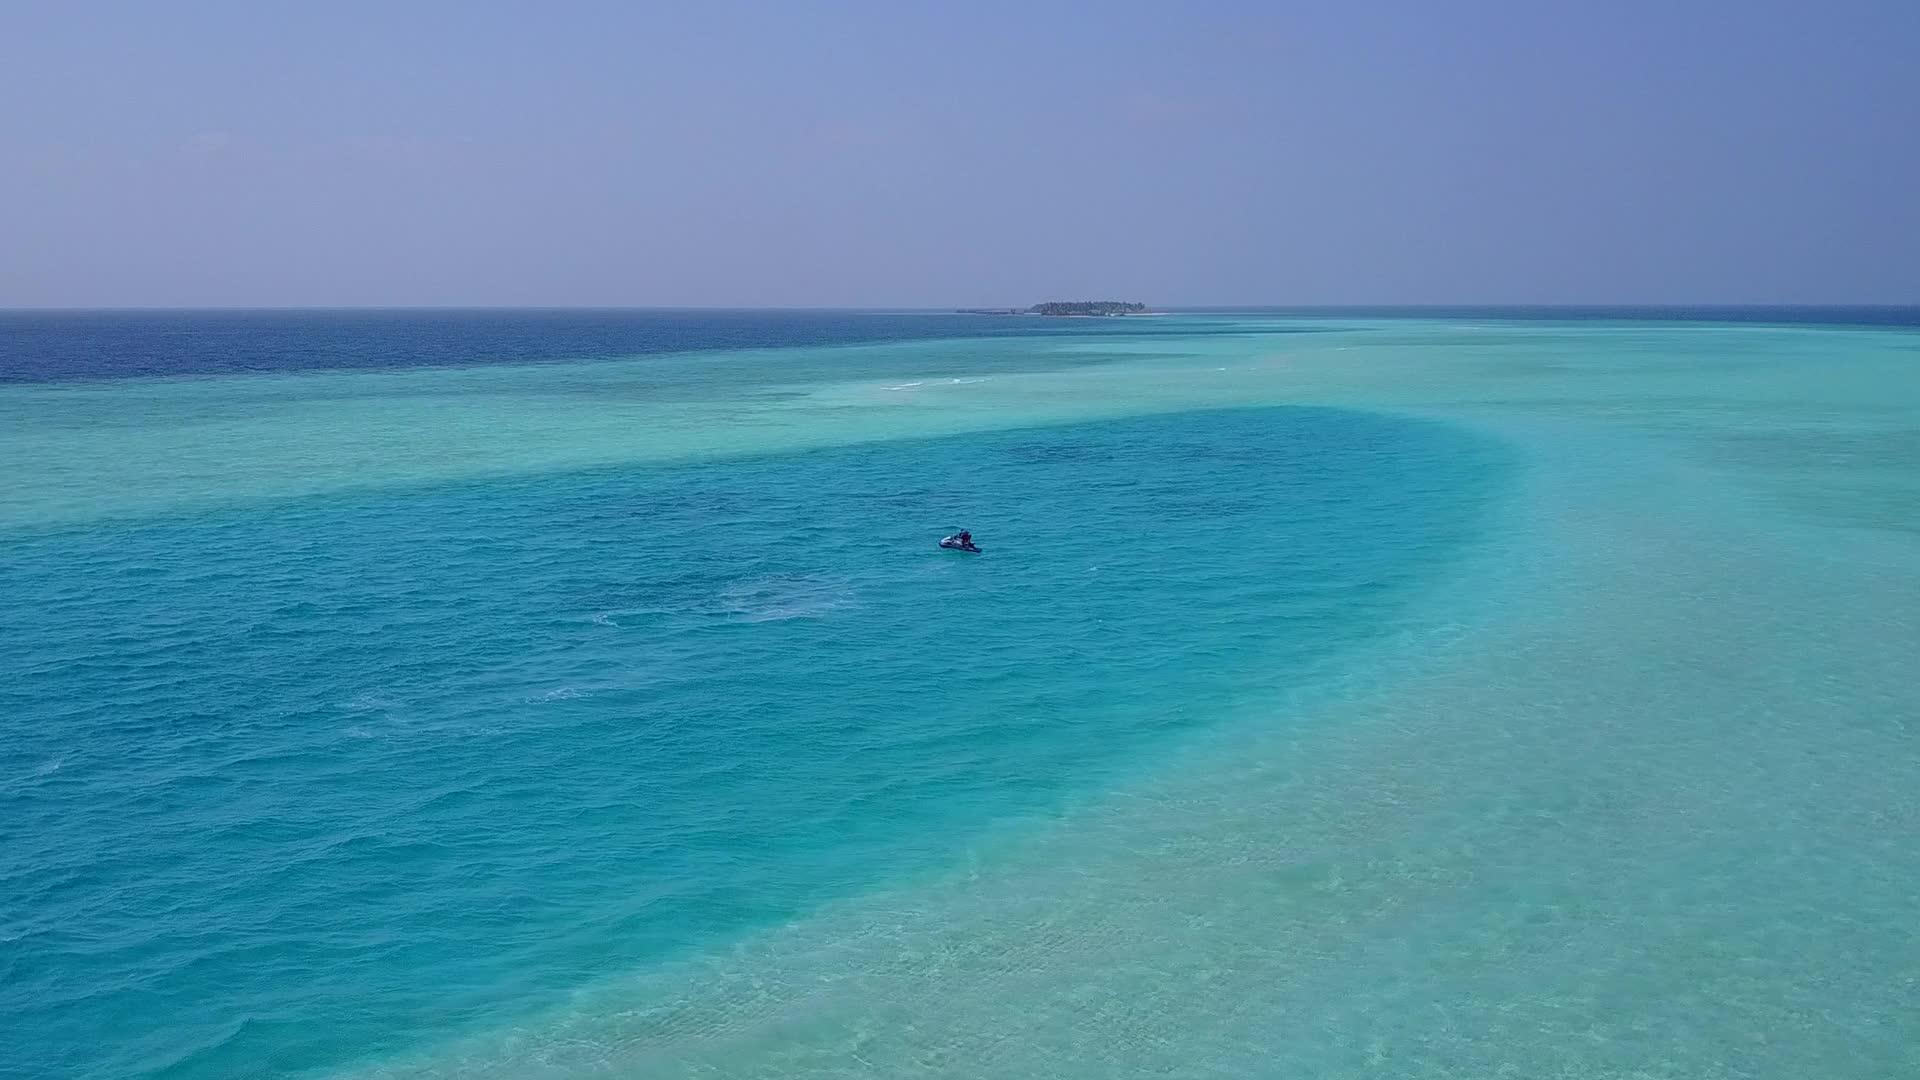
939, 534, 982, 553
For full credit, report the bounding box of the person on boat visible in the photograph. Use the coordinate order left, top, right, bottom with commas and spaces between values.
957, 530, 973, 548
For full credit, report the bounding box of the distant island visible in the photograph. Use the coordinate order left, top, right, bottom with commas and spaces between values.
1029, 301, 1148, 316
956, 301, 1150, 317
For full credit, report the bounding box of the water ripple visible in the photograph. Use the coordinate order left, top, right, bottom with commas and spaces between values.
0, 406, 1499, 1080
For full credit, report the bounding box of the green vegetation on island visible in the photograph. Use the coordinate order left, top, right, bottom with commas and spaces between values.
954, 302, 1150, 316
1028, 301, 1148, 316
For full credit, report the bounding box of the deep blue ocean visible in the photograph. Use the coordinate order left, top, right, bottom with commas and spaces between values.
12, 307, 1913, 385
5, 310, 1918, 1080
0, 308, 1321, 384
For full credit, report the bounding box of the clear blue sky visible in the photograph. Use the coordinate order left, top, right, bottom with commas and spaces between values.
4, 0, 1916, 307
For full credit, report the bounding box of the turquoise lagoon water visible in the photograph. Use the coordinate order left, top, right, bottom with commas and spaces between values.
3, 311, 1918, 1078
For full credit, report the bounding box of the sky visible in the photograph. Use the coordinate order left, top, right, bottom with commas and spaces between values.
2, 0, 1916, 307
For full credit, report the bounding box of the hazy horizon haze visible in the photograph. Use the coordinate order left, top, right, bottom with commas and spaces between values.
5, 0, 1917, 308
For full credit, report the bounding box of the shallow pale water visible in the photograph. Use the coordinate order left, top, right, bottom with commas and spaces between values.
3, 311, 1917, 1079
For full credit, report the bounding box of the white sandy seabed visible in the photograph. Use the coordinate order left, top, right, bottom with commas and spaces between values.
320, 317, 1919, 1079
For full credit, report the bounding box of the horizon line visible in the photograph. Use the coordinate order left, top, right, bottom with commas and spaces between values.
4, 302, 1918, 314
